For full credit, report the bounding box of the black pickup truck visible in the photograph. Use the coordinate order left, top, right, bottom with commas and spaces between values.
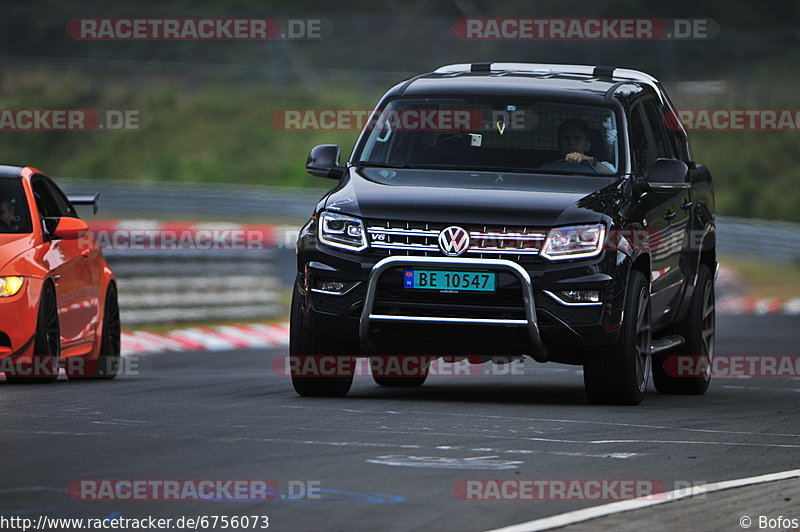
291, 62, 716, 405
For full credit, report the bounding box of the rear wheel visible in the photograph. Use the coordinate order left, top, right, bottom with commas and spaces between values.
652, 264, 714, 395
6, 282, 59, 384
583, 270, 651, 405
371, 356, 429, 387
289, 282, 354, 397
68, 284, 120, 380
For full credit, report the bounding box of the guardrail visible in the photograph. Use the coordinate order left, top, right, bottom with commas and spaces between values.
108, 253, 285, 325
715, 216, 800, 265
61, 178, 327, 221
91, 221, 299, 326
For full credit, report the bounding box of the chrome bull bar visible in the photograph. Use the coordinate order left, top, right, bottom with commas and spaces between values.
358, 256, 547, 360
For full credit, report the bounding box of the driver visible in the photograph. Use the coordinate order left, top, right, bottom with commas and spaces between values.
0, 199, 16, 231
557, 119, 615, 175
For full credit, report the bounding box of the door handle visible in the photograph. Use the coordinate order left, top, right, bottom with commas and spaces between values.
663, 211, 677, 221
681, 200, 693, 210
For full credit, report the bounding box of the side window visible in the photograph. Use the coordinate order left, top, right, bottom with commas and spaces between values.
658, 88, 691, 161
33, 177, 74, 218
44, 178, 78, 218
629, 105, 654, 177
31, 179, 60, 218
641, 98, 676, 160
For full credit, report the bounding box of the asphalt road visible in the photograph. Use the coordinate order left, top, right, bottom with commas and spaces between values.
1, 314, 799, 532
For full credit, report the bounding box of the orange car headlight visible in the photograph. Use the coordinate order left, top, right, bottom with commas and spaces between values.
0, 276, 24, 297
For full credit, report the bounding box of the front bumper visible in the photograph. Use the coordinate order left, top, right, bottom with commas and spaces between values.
359, 256, 548, 359
297, 240, 630, 362
0, 276, 43, 362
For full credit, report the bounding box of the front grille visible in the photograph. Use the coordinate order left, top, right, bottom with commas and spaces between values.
366, 220, 546, 260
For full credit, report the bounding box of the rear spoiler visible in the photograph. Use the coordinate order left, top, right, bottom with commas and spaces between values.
67, 194, 100, 214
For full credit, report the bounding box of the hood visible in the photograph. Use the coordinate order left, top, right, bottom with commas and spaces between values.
324, 168, 624, 227
0, 233, 36, 272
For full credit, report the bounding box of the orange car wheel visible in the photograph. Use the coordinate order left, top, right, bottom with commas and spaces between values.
6, 282, 60, 384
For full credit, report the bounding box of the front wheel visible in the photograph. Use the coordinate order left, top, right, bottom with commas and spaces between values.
289, 282, 354, 397
6, 282, 60, 384
583, 270, 651, 405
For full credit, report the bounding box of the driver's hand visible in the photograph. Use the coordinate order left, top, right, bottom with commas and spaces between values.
565, 152, 595, 164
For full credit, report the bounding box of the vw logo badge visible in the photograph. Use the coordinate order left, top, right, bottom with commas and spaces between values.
438, 226, 470, 256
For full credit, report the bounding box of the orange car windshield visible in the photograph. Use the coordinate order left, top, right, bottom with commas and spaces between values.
0, 178, 32, 234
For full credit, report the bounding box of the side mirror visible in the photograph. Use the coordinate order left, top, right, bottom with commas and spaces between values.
648, 158, 690, 190
306, 145, 345, 179
52, 217, 89, 240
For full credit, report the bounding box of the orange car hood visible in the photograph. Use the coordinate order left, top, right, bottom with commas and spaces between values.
0, 233, 37, 272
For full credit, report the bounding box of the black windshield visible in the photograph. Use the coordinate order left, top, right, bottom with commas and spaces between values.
356, 98, 620, 176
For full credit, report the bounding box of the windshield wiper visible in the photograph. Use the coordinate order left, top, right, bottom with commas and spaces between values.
358, 161, 600, 176
357, 161, 413, 169
416, 164, 545, 174
536, 169, 600, 176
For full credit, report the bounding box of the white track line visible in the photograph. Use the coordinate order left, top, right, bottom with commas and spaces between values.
282, 406, 800, 439
484, 468, 800, 532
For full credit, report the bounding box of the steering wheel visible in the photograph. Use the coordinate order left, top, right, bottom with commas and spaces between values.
539, 158, 602, 175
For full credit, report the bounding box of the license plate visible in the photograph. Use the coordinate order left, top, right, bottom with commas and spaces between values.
403, 270, 495, 292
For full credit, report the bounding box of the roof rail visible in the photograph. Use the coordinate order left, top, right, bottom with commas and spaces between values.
434, 63, 658, 86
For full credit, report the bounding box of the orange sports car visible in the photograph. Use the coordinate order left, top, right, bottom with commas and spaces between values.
0, 165, 119, 382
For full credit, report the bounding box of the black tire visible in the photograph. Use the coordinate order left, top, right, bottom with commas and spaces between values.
583, 270, 652, 405
652, 264, 714, 395
6, 282, 60, 384
371, 356, 429, 387
68, 284, 120, 380
289, 281, 354, 397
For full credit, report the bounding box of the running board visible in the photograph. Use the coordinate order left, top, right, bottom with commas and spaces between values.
651, 335, 685, 355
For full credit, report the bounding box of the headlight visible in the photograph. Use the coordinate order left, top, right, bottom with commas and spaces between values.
318, 212, 368, 252
0, 276, 24, 297
540, 224, 605, 260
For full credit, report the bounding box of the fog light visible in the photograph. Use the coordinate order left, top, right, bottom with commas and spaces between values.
558, 290, 600, 304
319, 281, 346, 292
312, 280, 357, 295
